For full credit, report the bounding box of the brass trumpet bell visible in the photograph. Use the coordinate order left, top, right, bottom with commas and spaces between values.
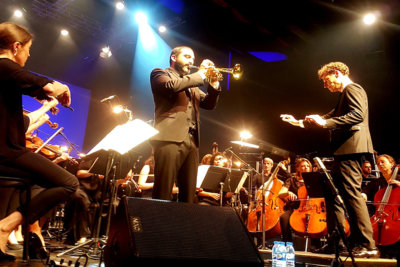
217, 64, 243, 80
190, 63, 243, 81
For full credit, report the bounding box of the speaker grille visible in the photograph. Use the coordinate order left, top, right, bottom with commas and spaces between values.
125, 197, 260, 263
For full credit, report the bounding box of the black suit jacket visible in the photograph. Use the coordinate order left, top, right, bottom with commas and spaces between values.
320, 83, 373, 155
150, 67, 220, 147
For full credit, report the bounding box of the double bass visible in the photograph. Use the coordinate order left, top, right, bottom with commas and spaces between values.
247, 159, 289, 237
370, 165, 400, 246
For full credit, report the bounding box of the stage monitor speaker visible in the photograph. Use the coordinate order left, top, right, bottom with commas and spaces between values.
104, 197, 263, 267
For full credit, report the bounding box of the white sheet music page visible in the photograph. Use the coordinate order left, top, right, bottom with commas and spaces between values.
88, 119, 159, 155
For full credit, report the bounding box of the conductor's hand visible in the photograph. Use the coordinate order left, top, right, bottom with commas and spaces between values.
305, 114, 326, 128
280, 114, 301, 127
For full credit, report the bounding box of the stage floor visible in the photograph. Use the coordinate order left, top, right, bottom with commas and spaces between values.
2, 238, 398, 267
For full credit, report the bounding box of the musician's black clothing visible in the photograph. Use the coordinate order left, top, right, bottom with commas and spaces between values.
0, 58, 78, 223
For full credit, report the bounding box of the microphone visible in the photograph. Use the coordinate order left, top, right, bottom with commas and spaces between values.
100, 95, 116, 103
313, 157, 327, 172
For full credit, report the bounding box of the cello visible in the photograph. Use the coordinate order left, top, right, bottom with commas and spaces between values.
289, 185, 328, 238
247, 159, 289, 237
370, 165, 400, 246
289, 185, 350, 238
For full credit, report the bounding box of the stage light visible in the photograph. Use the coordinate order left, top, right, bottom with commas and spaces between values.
158, 25, 167, 33
363, 13, 376, 25
113, 105, 123, 114
100, 46, 112, 58
240, 131, 252, 140
13, 9, 23, 18
60, 29, 69, 36
134, 12, 148, 25
116, 1, 125, 10
234, 161, 241, 168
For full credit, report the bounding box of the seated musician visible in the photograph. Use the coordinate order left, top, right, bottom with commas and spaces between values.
278, 157, 312, 242
1, 97, 72, 255
361, 154, 400, 259
137, 155, 178, 199
361, 160, 374, 179
200, 153, 213, 165
362, 154, 400, 215
252, 157, 274, 190
196, 152, 228, 206
63, 160, 105, 245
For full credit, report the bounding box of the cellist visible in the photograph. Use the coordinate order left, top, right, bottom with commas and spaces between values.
278, 158, 312, 242
361, 154, 400, 259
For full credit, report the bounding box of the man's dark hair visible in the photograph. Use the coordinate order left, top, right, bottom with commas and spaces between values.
169, 46, 192, 65
318, 62, 350, 80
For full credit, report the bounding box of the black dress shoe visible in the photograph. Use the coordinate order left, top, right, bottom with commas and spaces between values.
353, 247, 380, 258
28, 233, 48, 260
0, 250, 16, 261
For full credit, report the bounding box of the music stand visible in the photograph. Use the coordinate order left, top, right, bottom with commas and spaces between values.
301, 172, 325, 198
313, 157, 357, 267
57, 119, 158, 259
197, 165, 228, 193
224, 169, 248, 194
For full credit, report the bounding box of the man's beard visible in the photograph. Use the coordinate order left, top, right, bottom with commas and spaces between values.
175, 61, 190, 76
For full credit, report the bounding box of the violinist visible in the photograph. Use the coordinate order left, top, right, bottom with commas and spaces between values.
0, 22, 78, 261
24, 96, 59, 135
278, 158, 312, 242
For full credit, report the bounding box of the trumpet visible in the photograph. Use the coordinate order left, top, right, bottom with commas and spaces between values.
190, 63, 243, 81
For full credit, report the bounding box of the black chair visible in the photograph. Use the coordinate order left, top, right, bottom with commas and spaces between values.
0, 176, 31, 261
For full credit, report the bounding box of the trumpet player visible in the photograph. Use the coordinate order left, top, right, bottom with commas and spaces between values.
149, 46, 222, 203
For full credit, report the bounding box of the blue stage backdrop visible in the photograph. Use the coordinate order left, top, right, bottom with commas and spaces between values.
23, 75, 91, 158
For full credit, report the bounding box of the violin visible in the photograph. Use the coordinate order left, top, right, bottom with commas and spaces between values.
247, 159, 289, 237
25, 135, 78, 165
26, 135, 61, 159
371, 165, 400, 246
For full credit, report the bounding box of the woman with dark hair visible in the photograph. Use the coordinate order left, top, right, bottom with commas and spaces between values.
278, 158, 312, 242
0, 22, 78, 260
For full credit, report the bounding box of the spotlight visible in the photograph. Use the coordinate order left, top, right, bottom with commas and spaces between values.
100, 46, 112, 58
113, 105, 124, 114
240, 131, 252, 140
13, 9, 23, 18
363, 13, 376, 25
116, 1, 125, 10
158, 25, 167, 33
134, 12, 148, 25
60, 29, 69, 36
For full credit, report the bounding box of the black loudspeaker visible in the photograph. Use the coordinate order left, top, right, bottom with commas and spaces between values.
104, 197, 263, 267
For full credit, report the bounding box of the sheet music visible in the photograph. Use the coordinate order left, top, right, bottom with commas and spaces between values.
88, 119, 158, 155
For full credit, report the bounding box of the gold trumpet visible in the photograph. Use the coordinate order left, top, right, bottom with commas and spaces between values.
190, 63, 243, 81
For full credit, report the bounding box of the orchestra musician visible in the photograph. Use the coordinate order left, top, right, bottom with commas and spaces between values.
149, 46, 221, 203
0, 22, 78, 261
252, 157, 274, 191
137, 155, 179, 199
362, 154, 400, 214
4, 97, 72, 253
278, 158, 312, 242
281, 61, 379, 258
361, 154, 400, 260
196, 152, 229, 206
361, 160, 373, 179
